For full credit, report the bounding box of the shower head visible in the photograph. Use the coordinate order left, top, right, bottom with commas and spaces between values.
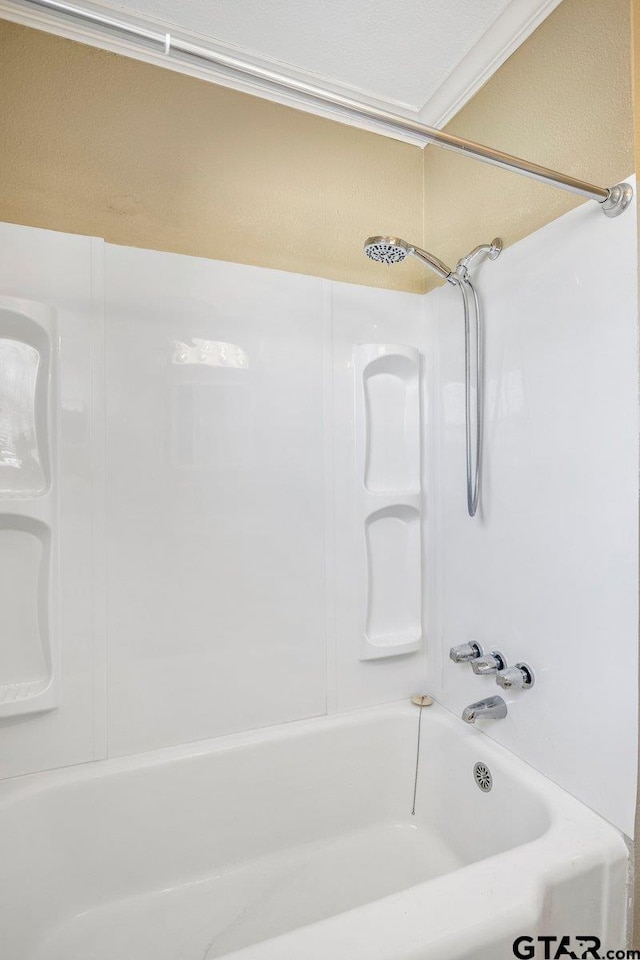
364, 236, 453, 282
364, 236, 411, 265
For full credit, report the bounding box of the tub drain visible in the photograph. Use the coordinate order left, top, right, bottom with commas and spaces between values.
473, 762, 493, 792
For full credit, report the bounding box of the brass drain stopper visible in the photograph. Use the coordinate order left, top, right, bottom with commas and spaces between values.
411, 695, 433, 707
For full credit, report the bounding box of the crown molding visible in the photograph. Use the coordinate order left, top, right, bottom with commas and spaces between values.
0, 0, 562, 145
418, 0, 564, 128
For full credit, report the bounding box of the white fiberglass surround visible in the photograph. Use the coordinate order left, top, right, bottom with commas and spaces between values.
0, 222, 428, 781
0, 180, 637, 959
0, 702, 628, 960
425, 177, 639, 837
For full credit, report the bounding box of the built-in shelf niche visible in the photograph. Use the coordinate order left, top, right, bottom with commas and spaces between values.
355, 344, 423, 661
0, 304, 52, 497
0, 297, 58, 718
362, 349, 419, 495
365, 505, 421, 656
0, 516, 53, 711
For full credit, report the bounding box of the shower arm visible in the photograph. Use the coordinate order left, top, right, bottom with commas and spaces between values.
456, 239, 502, 274
9, 0, 633, 218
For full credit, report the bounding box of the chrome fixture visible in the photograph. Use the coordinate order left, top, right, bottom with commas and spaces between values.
13, 0, 634, 217
462, 696, 508, 724
364, 236, 500, 516
496, 663, 535, 690
364, 237, 454, 282
471, 651, 506, 676
449, 641, 484, 663
473, 762, 493, 792
456, 240, 502, 273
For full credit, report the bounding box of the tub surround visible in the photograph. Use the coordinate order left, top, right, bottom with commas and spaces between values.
0, 184, 637, 836
0, 221, 428, 777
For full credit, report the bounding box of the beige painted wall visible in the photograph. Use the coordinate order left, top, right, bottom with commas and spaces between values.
422, 0, 635, 292
631, 0, 640, 947
0, 0, 635, 295
0, 19, 425, 292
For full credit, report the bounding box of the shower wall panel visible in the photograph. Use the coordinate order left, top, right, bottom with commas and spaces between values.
103, 250, 429, 756
104, 246, 328, 757
0, 221, 428, 773
425, 177, 638, 837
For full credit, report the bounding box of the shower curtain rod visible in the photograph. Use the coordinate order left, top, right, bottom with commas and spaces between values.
16, 0, 634, 217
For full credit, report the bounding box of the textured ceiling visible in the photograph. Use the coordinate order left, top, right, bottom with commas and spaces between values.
100, 0, 512, 110
0, 0, 564, 130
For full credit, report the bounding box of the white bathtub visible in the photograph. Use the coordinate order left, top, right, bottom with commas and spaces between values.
0, 701, 628, 960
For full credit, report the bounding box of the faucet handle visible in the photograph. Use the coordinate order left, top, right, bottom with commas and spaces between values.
471, 651, 506, 675
449, 641, 483, 664
496, 663, 535, 690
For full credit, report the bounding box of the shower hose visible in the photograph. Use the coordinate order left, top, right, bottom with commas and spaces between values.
452, 273, 482, 518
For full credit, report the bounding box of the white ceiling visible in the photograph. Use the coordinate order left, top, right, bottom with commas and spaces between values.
0, 0, 563, 131
99, 0, 562, 124
108, 0, 512, 112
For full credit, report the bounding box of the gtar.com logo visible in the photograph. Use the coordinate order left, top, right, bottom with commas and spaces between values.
512, 937, 640, 959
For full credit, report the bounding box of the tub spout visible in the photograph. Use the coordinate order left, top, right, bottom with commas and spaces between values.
462, 696, 507, 724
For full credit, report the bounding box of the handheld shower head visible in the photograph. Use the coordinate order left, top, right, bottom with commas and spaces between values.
363, 236, 410, 265
363, 236, 453, 281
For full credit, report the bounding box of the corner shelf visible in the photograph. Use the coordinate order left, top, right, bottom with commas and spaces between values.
354, 344, 423, 661
0, 297, 58, 718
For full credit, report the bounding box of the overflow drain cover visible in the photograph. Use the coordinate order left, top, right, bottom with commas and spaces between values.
473, 762, 493, 792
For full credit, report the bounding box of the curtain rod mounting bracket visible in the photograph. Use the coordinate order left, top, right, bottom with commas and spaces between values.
600, 183, 634, 218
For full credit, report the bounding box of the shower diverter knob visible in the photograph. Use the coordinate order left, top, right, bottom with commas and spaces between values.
471, 651, 506, 676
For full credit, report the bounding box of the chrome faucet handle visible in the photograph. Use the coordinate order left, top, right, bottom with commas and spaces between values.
496, 663, 534, 690
449, 641, 483, 664
471, 651, 506, 675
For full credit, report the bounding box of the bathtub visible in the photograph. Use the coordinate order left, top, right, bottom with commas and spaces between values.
0, 701, 628, 960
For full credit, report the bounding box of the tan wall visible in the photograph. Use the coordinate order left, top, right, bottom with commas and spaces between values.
0, 20, 425, 293
422, 0, 635, 292
0, 0, 635, 295
632, 0, 640, 948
